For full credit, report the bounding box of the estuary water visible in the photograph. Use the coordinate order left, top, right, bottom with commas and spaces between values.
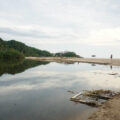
0, 60, 120, 120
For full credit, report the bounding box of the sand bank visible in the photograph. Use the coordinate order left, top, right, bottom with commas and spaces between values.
88, 94, 120, 120
26, 57, 120, 66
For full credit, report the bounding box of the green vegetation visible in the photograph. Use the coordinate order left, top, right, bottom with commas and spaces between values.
55, 51, 82, 58
0, 38, 53, 58
0, 38, 82, 60
0, 49, 24, 60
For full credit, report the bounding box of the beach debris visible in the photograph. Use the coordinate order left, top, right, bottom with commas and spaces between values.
108, 73, 118, 75
70, 90, 119, 107
67, 90, 76, 94
93, 72, 119, 76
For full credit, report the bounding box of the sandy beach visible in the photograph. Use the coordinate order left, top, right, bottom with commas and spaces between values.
88, 94, 120, 120
26, 57, 120, 66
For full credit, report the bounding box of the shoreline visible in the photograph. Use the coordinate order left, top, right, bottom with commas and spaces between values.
88, 94, 120, 120
26, 56, 120, 120
26, 57, 120, 66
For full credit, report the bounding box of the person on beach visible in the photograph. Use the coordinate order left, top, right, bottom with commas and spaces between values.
110, 54, 113, 60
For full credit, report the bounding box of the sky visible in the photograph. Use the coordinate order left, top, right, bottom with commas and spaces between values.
0, 0, 120, 58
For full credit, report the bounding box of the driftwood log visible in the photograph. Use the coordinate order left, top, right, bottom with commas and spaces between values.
70, 90, 119, 107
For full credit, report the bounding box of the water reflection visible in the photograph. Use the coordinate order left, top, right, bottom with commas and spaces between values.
110, 65, 112, 70
0, 60, 49, 76
0, 62, 120, 120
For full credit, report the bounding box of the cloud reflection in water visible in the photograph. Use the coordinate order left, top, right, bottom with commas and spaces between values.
0, 67, 120, 94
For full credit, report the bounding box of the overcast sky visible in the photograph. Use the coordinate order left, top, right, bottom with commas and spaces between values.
0, 0, 120, 57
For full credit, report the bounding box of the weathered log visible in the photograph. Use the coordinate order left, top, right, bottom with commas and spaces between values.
70, 90, 119, 107
71, 92, 82, 100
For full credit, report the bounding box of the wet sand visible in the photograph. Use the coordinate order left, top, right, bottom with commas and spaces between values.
88, 94, 120, 120
26, 57, 120, 66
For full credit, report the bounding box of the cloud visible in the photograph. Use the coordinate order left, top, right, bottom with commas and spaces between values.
1, 69, 120, 94
0, 27, 56, 39
81, 27, 120, 45
0, 0, 120, 56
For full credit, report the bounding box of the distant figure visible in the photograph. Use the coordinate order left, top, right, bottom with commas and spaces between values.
110, 54, 113, 60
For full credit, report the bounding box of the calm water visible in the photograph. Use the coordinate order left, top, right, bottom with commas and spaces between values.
0, 60, 120, 120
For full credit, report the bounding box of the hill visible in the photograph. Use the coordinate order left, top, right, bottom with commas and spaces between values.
0, 38, 53, 57
0, 38, 82, 59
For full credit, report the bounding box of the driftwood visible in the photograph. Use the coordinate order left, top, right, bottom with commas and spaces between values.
83, 90, 116, 100
71, 92, 81, 99
70, 92, 100, 107
67, 90, 76, 94
108, 73, 118, 75
70, 90, 119, 107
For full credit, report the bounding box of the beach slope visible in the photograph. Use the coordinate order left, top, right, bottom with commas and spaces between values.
88, 94, 120, 120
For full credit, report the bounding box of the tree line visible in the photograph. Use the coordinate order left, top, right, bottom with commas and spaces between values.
0, 38, 82, 60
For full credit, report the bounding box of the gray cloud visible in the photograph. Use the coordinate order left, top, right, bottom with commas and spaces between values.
0, 27, 58, 39
0, 0, 120, 57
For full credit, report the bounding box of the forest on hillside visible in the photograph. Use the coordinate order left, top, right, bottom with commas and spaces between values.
0, 38, 81, 61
